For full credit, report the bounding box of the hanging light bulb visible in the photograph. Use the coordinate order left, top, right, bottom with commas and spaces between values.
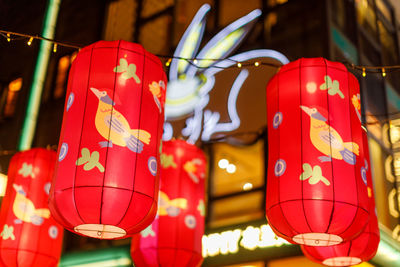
165, 58, 172, 67
53, 43, 58, 53
27, 37, 33, 46
237, 62, 242, 68
193, 58, 198, 64
254, 61, 260, 67
382, 68, 386, 77
6, 33, 11, 42
362, 68, 366, 77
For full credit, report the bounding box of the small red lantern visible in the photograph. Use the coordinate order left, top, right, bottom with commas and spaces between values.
266, 58, 369, 246
0, 148, 63, 267
48, 40, 167, 239
131, 140, 206, 267
301, 132, 380, 266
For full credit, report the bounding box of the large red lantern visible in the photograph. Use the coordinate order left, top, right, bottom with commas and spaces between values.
0, 148, 63, 267
48, 40, 167, 239
266, 58, 369, 246
301, 131, 380, 266
131, 140, 206, 267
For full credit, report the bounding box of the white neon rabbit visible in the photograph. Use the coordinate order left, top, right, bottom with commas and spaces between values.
164, 4, 289, 143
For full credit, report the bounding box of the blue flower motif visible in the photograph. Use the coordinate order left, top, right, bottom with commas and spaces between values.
48, 226, 58, 239
148, 156, 157, 176
273, 112, 283, 129
274, 159, 286, 177
66, 92, 74, 111
58, 143, 68, 162
185, 215, 196, 229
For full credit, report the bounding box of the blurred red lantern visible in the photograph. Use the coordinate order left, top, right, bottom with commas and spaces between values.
131, 140, 206, 267
266, 58, 369, 246
301, 132, 380, 266
0, 148, 63, 267
48, 40, 167, 239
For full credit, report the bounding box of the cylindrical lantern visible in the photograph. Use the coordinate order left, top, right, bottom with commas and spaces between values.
301, 132, 380, 266
0, 148, 63, 267
266, 58, 369, 246
48, 40, 167, 239
131, 140, 206, 267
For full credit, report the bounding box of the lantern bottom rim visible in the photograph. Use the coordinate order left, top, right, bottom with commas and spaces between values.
322, 257, 362, 266
74, 224, 126, 239
292, 233, 342, 246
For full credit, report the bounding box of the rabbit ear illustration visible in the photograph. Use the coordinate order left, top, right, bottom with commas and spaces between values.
169, 4, 211, 81
186, 9, 262, 78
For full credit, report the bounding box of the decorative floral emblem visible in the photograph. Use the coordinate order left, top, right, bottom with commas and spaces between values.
48, 226, 59, 239
274, 159, 286, 177
148, 156, 157, 176
183, 158, 204, 183
58, 143, 68, 162
18, 163, 35, 178
319, 75, 344, 99
184, 215, 196, 229
141, 224, 155, 238
1, 224, 15, 240
66, 92, 74, 111
352, 94, 361, 122
300, 163, 330, 186
272, 112, 283, 129
160, 153, 177, 169
197, 199, 205, 217
76, 148, 105, 173
113, 58, 141, 83
149, 81, 165, 113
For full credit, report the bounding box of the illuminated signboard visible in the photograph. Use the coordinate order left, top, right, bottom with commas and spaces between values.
164, 4, 289, 143
202, 224, 290, 257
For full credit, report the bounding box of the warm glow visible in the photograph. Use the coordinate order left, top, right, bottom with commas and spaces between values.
0, 173, 7, 197
243, 182, 253, 191
218, 159, 229, 169
227, 163, 236, 173
8, 78, 22, 92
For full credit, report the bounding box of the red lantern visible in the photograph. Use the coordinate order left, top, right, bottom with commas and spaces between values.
301, 131, 380, 266
266, 58, 369, 246
0, 148, 63, 267
48, 40, 167, 239
131, 140, 206, 267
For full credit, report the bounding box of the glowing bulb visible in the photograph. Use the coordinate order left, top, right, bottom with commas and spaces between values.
218, 159, 229, 169
254, 61, 260, 67
193, 59, 198, 64
382, 68, 386, 77
53, 43, 57, 52
362, 68, 366, 77
243, 182, 253, 191
237, 62, 242, 68
165, 58, 171, 67
27, 37, 33, 46
226, 164, 236, 173
6, 33, 11, 42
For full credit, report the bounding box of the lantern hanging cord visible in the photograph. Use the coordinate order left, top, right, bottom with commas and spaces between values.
3, 29, 400, 74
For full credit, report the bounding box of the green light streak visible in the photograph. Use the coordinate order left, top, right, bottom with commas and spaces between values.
18, 0, 61, 151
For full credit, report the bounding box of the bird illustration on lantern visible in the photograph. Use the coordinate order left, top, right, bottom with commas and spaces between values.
266, 58, 369, 247
131, 140, 206, 267
0, 148, 63, 267
49, 40, 167, 239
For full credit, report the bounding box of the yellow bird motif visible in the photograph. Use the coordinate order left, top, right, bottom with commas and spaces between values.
300, 105, 359, 165
158, 191, 187, 217
90, 87, 151, 153
12, 184, 50, 225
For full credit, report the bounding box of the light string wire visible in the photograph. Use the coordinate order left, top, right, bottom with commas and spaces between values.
1, 29, 399, 75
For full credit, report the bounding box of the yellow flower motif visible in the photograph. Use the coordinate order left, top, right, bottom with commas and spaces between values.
352, 94, 361, 110
160, 153, 177, 169
149, 81, 162, 97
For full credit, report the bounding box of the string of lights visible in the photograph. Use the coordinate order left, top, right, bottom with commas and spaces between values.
2, 29, 400, 76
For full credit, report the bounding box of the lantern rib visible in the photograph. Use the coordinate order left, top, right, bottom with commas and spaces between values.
299, 58, 314, 234
30, 149, 41, 266
267, 199, 369, 212
98, 40, 121, 225
114, 45, 145, 229
1, 247, 59, 262
324, 58, 337, 234
72, 46, 95, 226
